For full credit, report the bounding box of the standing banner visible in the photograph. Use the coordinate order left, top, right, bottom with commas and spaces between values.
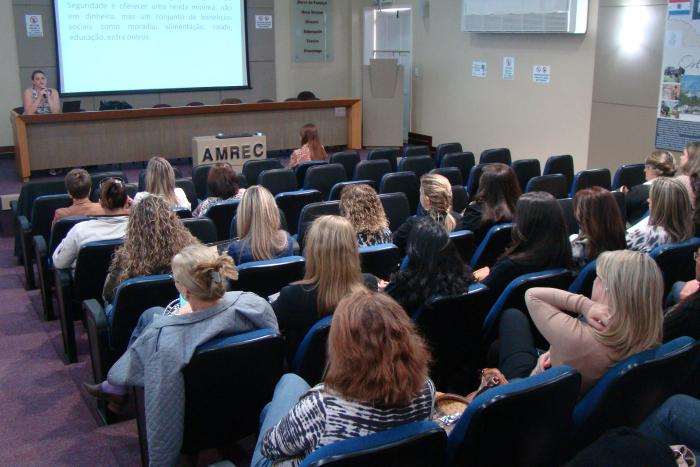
656, 0, 700, 150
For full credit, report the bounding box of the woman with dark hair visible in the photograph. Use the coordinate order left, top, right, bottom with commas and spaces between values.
192, 162, 245, 217
252, 290, 434, 467
461, 163, 521, 243
52, 178, 131, 269
691, 172, 700, 236
570, 187, 626, 270
288, 123, 327, 168
23, 70, 60, 115
385, 217, 475, 316
478, 191, 572, 295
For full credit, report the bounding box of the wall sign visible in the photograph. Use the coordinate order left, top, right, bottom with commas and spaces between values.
655, 0, 700, 151
503, 56, 515, 81
256, 15, 273, 29
291, 0, 333, 62
25, 14, 44, 38
532, 65, 551, 84
471, 61, 487, 78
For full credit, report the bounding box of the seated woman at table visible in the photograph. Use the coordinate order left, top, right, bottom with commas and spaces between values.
83, 243, 278, 466
22, 70, 60, 115
288, 123, 327, 168
133, 156, 191, 209
252, 289, 434, 467
192, 162, 246, 217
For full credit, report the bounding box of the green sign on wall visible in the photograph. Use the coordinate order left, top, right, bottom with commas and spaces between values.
291, 0, 333, 63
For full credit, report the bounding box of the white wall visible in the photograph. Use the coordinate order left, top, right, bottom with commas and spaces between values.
409, 0, 600, 171
0, 1, 22, 148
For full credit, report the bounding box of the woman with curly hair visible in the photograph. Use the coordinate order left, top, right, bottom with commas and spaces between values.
102, 195, 199, 306
392, 174, 462, 255
339, 184, 391, 246
385, 217, 475, 316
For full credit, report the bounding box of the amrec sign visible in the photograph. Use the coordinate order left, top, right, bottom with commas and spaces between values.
192, 133, 267, 170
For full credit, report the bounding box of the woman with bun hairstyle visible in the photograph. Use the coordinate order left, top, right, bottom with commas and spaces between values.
83, 244, 278, 466
626, 150, 677, 223
392, 174, 462, 255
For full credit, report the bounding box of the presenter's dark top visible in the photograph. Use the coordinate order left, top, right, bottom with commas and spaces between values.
391, 212, 463, 256
272, 274, 378, 363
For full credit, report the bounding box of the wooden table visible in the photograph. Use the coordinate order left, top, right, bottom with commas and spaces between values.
11, 99, 362, 181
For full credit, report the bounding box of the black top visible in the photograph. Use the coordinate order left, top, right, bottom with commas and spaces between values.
481, 256, 557, 297
663, 292, 700, 342
625, 184, 650, 225
272, 273, 378, 363
461, 203, 500, 245
391, 212, 464, 256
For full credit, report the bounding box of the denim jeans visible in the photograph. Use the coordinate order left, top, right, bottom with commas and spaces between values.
638, 394, 700, 456
251, 373, 311, 467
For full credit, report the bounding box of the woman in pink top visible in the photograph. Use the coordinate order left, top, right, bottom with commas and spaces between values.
288, 123, 327, 168
497, 250, 664, 393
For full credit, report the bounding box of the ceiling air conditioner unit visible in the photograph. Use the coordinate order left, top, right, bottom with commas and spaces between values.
461, 0, 588, 34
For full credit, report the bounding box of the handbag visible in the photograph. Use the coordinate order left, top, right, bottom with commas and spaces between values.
432, 368, 508, 433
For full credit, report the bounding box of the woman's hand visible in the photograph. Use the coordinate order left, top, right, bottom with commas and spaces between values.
586, 306, 610, 332
680, 280, 700, 301
536, 351, 552, 372
377, 279, 389, 291
473, 266, 490, 282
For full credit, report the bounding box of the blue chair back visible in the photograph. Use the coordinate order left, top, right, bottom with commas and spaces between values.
243, 159, 283, 186
469, 223, 513, 269
301, 420, 447, 467
330, 150, 361, 179
204, 199, 240, 241
181, 217, 218, 244
172, 207, 192, 219
304, 163, 348, 199
570, 168, 611, 197
367, 148, 398, 172
49, 216, 91, 256
446, 366, 581, 467
329, 180, 375, 201
414, 284, 494, 392
297, 201, 341, 249
354, 159, 392, 188
612, 163, 645, 190
259, 168, 298, 196
466, 163, 492, 198
572, 337, 700, 450
192, 164, 211, 200
275, 189, 324, 236
525, 174, 569, 199
380, 171, 420, 214
430, 167, 463, 186
294, 160, 328, 187
175, 178, 199, 210
231, 256, 305, 297
511, 158, 541, 192
360, 244, 400, 280
435, 142, 463, 166
398, 155, 434, 179
650, 237, 700, 295
30, 194, 73, 243
558, 198, 579, 236
379, 192, 411, 232
401, 145, 430, 158
292, 315, 332, 386
452, 186, 469, 214
441, 152, 475, 183
74, 239, 125, 303
482, 268, 572, 345
450, 229, 475, 263
568, 259, 597, 297
479, 147, 511, 165
543, 155, 574, 188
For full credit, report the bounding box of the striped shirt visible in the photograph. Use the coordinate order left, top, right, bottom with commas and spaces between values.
261, 379, 436, 466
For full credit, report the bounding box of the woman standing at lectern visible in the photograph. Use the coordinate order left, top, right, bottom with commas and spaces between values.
22, 70, 60, 115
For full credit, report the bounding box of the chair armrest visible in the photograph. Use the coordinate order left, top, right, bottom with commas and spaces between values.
33, 235, 53, 320
54, 267, 77, 363
18, 215, 36, 289
10, 200, 18, 214
84, 298, 110, 383
34, 234, 47, 259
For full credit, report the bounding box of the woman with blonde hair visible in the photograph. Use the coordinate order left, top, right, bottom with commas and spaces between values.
392, 173, 462, 254
133, 156, 190, 209
498, 250, 664, 393
339, 183, 391, 246
102, 195, 199, 305
227, 186, 294, 264
288, 123, 327, 168
272, 215, 376, 360
84, 243, 278, 466
627, 176, 693, 253
253, 290, 434, 467
626, 150, 677, 223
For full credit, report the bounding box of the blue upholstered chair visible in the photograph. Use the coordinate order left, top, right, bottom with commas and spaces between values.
511, 158, 541, 192
379, 192, 410, 232
294, 160, 328, 188
398, 155, 434, 179
612, 163, 645, 190
275, 189, 324, 236
441, 152, 475, 184
649, 237, 700, 296
525, 174, 569, 199
231, 256, 306, 298
469, 223, 513, 269
435, 142, 463, 166
543, 154, 574, 188
303, 163, 348, 199
466, 163, 492, 198
292, 315, 332, 386
243, 159, 283, 186
568, 259, 597, 298
446, 366, 581, 467
328, 180, 375, 201
359, 244, 400, 280
430, 167, 463, 186
368, 148, 398, 172
296, 201, 341, 249
479, 147, 511, 165
259, 168, 298, 196
380, 171, 420, 214
570, 168, 611, 198
181, 217, 218, 244
450, 229, 475, 263
204, 199, 240, 241
354, 159, 392, 188
330, 150, 361, 179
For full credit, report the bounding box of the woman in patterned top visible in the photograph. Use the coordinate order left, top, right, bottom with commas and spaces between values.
626, 177, 693, 254
339, 183, 391, 246
192, 162, 245, 217
23, 70, 60, 115
252, 290, 434, 467
288, 123, 327, 168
